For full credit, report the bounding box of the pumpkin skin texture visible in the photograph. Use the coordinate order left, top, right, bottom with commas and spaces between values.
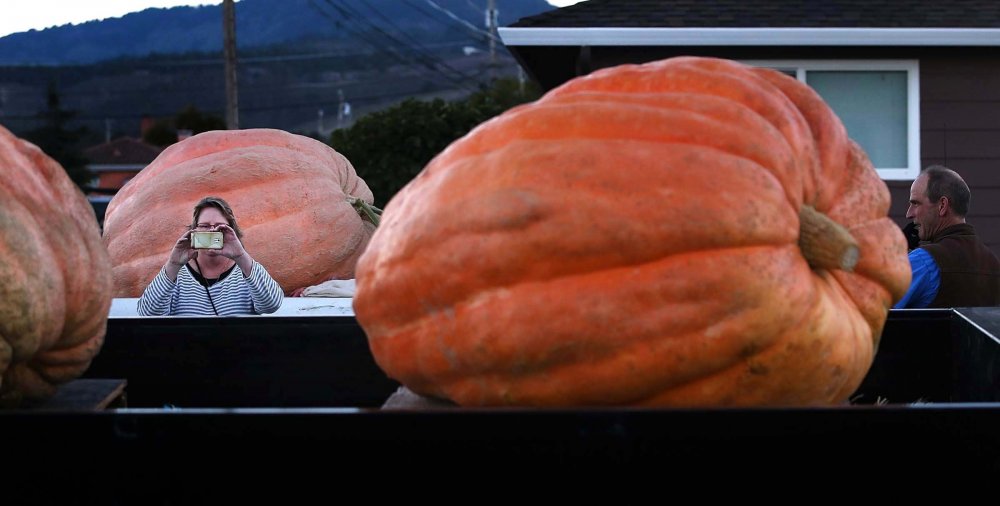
0, 125, 113, 407
353, 57, 912, 407
103, 128, 375, 297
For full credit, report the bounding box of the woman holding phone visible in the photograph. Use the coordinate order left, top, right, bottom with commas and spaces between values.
137, 196, 283, 316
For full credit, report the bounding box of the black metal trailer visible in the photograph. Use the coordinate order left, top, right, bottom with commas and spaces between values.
6, 308, 1000, 500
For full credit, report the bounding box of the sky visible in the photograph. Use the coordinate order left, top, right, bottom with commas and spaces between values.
0, 1, 213, 38
0, 0, 589, 38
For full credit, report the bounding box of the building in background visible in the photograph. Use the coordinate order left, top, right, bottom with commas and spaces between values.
501, 0, 1000, 253
83, 136, 162, 229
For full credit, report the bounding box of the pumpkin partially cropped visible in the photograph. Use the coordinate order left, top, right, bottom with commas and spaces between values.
0, 125, 113, 407
353, 57, 912, 407
103, 128, 376, 297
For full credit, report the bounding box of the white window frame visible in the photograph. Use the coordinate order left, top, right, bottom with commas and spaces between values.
743, 60, 920, 181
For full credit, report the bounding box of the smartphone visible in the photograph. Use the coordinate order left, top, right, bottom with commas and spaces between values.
191, 231, 224, 249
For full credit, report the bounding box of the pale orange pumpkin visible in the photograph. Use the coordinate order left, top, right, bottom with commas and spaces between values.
103, 128, 375, 297
353, 57, 912, 407
0, 125, 113, 406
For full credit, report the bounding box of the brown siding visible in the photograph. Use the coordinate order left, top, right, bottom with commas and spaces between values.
921, 58, 1000, 254
922, 102, 1000, 130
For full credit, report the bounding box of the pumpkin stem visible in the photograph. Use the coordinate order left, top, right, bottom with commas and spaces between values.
349, 197, 382, 227
798, 205, 859, 272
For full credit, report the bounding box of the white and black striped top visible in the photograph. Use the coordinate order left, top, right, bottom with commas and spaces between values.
137, 261, 284, 316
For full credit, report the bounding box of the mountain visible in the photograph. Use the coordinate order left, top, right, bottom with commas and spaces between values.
0, 0, 555, 66
0, 0, 555, 142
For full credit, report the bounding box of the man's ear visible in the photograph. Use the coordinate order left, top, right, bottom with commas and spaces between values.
938, 196, 950, 217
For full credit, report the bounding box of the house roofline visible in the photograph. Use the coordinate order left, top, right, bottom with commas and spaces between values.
499, 27, 1000, 47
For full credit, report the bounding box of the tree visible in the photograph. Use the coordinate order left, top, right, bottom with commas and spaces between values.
330, 78, 541, 208
176, 105, 226, 134
142, 120, 177, 147
23, 83, 93, 191
142, 105, 227, 147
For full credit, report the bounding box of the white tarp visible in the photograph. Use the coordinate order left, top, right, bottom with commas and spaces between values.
109, 297, 356, 318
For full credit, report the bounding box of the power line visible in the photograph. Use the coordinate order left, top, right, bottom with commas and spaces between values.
11, 43, 449, 68
355, 0, 491, 88
308, 0, 475, 92
399, 0, 460, 28
307, 0, 434, 74
0, 82, 470, 121
358, 1, 438, 52
1, 2, 526, 131
322, 0, 481, 91
464, 0, 483, 14
399, 0, 496, 43
420, 0, 500, 42
0, 48, 512, 108
328, 0, 483, 87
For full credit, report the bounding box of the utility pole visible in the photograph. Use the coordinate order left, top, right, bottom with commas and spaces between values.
223, 0, 239, 129
486, 0, 498, 81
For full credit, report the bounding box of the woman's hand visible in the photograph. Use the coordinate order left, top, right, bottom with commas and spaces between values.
213, 224, 247, 261
164, 229, 197, 282
213, 224, 254, 276
169, 229, 197, 266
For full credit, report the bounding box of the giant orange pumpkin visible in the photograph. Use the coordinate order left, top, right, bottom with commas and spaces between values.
353, 57, 912, 407
0, 125, 113, 407
103, 128, 376, 297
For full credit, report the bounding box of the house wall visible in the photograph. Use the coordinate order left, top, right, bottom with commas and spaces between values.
511, 45, 1000, 254
911, 57, 1000, 255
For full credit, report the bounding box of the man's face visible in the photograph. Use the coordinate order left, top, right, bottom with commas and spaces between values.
906, 175, 939, 241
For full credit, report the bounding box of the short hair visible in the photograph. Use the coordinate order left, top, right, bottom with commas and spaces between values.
922, 165, 971, 217
191, 196, 243, 238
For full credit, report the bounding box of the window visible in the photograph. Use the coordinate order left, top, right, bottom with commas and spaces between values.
744, 60, 920, 181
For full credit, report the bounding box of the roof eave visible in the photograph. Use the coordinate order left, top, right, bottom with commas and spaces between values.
499, 27, 1000, 46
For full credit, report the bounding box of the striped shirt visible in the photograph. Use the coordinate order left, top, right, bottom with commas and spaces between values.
137, 261, 284, 316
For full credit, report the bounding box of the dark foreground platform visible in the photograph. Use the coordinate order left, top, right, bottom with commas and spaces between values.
6, 308, 1000, 499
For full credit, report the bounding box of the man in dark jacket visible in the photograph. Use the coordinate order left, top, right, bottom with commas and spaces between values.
895, 165, 1000, 308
